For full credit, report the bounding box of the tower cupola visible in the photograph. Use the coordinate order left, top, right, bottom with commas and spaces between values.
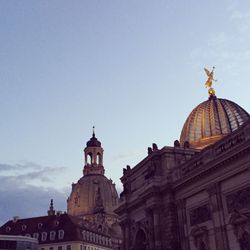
83, 127, 104, 175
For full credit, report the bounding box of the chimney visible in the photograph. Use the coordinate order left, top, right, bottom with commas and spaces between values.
12, 216, 19, 223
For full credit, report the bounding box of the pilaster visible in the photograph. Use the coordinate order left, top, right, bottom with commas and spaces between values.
176, 199, 189, 250
206, 183, 229, 250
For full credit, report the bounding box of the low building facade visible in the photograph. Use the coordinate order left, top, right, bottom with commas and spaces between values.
0, 234, 38, 250
0, 210, 119, 250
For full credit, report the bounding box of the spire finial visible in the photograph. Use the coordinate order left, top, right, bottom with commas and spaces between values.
92, 126, 95, 137
48, 199, 55, 216
204, 66, 217, 96
50, 199, 54, 210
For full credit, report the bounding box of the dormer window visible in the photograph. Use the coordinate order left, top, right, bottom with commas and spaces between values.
5, 226, 11, 232
58, 230, 64, 240
41, 232, 47, 241
21, 225, 27, 231
54, 220, 59, 226
38, 223, 43, 229
50, 231, 56, 241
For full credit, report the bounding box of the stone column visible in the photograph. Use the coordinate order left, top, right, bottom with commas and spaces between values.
145, 208, 155, 250
120, 223, 126, 250
120, 220, 130, 250
176, 199, 189, 250
125, 221, 130, 250
206, 183, 229, 250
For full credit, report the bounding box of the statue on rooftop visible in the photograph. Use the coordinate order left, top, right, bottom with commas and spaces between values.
204, 67, 217, 96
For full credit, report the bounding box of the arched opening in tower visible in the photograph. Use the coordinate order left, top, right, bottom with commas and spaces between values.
87, 153, 92, 164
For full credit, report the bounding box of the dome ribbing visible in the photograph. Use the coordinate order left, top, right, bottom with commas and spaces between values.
180, 95, 250, 149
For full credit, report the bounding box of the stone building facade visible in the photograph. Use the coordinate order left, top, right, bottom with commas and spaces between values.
115, 91, 250, 250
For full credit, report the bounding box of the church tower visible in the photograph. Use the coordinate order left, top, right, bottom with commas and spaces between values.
83, 127, 104, 176
67, 129, 119, 229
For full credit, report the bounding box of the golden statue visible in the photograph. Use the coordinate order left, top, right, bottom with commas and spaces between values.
204, 67, 217, 96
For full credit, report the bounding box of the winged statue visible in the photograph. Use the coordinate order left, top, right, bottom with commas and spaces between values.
204, 67, 217, 88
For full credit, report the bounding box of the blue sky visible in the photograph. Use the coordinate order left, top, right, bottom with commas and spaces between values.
1, 0, 250, 224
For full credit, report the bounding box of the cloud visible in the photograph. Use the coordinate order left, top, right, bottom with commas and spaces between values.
0, 161, 67, 184
189, 7, 250, 83
0, 162, 70, 226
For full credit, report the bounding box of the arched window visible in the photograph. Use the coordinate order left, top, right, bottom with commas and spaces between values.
134, 229, 148, 250
87, 153, 92, 164
82, 230, 86, 240
58, 230, 64, 240
50, 231, 56, 241
97, 153, 101, 165
41, 232, 47, 241
33, 233, 39, 239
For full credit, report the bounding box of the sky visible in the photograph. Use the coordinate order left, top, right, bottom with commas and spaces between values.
1, 0, 250, 225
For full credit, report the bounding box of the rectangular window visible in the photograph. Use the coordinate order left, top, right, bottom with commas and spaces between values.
49, 247, 53, 250
66, 245, 71, 250
41, 248, 45, 250
58, 246, 63, 250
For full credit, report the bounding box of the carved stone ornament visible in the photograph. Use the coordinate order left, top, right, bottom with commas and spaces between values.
229, 211, 250, 250
226, 186, 250, 213
190, 226, 210, 250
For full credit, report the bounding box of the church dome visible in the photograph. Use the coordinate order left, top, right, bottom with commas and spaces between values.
67, 130, 119, 227
67, 174, 119, 221
86, 134, 101, 147
180, 95, 250, 149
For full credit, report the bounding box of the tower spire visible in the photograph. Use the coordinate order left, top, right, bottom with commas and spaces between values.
92, 126, 95, 137
48, 199, 55, 216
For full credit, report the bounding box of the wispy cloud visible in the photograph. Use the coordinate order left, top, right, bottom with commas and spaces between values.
0, 161, 66, 183
189, 6, 250, 85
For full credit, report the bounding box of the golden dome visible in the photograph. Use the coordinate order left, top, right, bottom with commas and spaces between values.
180, 95, 250, 149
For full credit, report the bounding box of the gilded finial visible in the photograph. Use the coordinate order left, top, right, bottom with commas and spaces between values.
204, 67, 217, 96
